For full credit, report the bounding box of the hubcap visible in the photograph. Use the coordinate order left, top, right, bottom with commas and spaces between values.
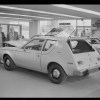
52, 69, 60, 78
6, 59, 10, 66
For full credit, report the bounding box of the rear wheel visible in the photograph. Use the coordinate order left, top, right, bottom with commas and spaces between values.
48, 63, 67, 84
3, 55, 16, 71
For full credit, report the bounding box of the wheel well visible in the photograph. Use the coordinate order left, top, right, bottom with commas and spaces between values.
47, 62, 61, 71
3, 54, 10, 60
3, 54, 16, 66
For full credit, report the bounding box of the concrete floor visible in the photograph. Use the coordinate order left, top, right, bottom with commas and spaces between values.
0, 64, 100, 97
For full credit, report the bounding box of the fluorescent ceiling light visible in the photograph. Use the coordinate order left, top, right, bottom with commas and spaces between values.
0, 5, 82, 18
0, 16, 32, 21
53, 4, 100, 16
0, 12, 52, 19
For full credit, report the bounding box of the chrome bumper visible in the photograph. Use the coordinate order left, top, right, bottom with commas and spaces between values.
73, 66, 100, 76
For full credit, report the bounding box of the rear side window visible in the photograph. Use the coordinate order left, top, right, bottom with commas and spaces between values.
67, 40, 95, 54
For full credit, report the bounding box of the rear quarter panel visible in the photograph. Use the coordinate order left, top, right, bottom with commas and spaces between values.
41, 40, 78, 76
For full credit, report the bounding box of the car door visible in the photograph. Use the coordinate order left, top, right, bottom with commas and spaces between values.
13, 39, 46, 71
41, 39, 58, 73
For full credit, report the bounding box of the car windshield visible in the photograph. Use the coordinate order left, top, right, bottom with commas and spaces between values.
46, 27, 64, 36
46, 26, 75, 38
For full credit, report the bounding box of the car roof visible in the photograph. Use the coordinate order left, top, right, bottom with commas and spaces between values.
32, 35, 88, 41
32, 35, 67, 41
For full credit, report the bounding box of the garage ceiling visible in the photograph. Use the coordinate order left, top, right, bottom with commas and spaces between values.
0, 5, 100, 21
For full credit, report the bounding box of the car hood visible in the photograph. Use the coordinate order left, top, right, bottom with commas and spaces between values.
4, 39, 28, 47
0, 46, 20, 51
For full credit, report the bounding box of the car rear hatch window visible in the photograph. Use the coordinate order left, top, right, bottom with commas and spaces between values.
67, 39, 95, 54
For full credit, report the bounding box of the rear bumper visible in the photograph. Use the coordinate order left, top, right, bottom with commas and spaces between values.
73, 66, 100, 76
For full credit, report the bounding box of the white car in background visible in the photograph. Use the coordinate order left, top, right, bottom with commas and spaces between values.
4, 40, 28, 47
3, 35, 41, 48
0, 35, 100, 84
89, 37, 100, 53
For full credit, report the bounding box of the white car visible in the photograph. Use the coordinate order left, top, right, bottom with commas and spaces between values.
0, 35, 100, 84
89, 37, 100, 53
3, 35, 42, 48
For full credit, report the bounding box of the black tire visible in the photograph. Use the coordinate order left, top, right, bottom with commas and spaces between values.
48, 63, 67, 84
3, 55, 16, 71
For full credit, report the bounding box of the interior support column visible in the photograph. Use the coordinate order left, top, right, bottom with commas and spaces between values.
29, 20, 39, 38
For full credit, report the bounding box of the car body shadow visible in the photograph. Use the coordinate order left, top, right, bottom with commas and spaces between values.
1, 63, 100, 89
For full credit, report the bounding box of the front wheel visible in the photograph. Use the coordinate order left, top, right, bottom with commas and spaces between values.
48, 63, 67, 84
3, 55, 16, 71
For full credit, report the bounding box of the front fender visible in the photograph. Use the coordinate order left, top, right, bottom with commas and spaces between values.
1, 50, 14, 61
